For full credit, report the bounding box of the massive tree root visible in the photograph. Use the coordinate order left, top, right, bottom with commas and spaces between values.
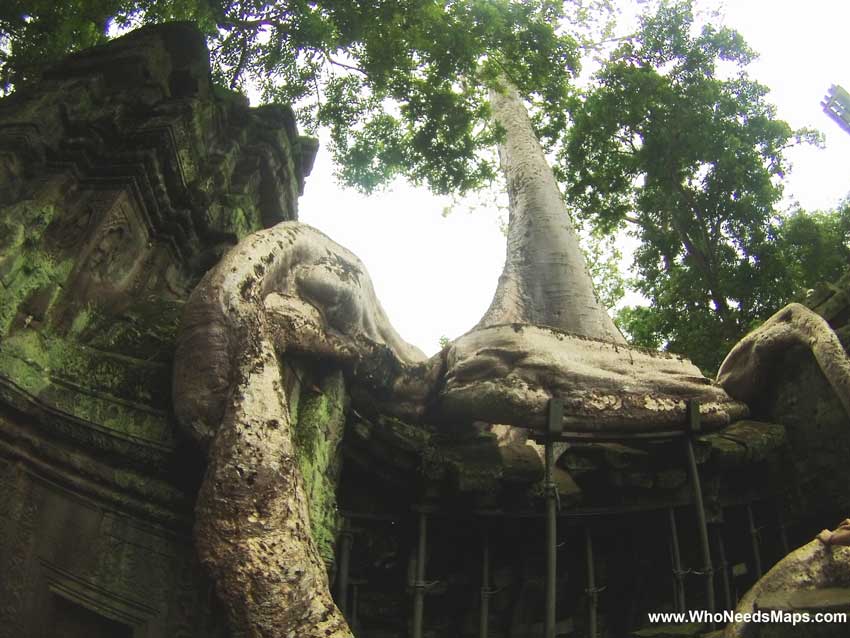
172, 223, 746, 636
173, 224, 433, 637
717, 302, 850, 420
725, 528, 850, 638
172, 83, 748, 636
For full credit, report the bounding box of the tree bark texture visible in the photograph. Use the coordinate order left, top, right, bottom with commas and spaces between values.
172, 220, 750, 636
477, 80, 625, 343
725, 535, 850, 638
717, 302, 850, 420
439, 323, 747, 432
174, 223, 434, 638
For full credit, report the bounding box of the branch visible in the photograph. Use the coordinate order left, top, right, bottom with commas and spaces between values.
322, 52, 368, 76
577, 32, 637, 51
229, 33, 250, 89
219, 18, 275, 30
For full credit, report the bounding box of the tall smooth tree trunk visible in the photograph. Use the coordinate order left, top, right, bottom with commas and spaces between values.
478, 80, 625, 344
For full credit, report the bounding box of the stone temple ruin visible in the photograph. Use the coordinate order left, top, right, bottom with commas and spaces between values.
1, 22, 850, 638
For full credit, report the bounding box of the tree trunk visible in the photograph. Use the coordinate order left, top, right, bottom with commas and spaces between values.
173, 224, 436, 638
478, 80, 625, 344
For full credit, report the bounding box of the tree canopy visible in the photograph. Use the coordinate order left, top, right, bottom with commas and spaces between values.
1, 0, 592, 194
561, 0, 832, 372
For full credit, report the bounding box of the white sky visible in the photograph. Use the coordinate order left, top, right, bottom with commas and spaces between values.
297, 0, 850, 356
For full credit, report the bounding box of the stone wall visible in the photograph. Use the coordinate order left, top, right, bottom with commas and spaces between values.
0, 22, 315, 637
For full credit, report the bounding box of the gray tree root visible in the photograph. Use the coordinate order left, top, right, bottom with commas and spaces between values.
172, 220, 748, 637
440, 323, 747, 432
174, 223, 434, 638
717, 302, 850, 420
725, 532, 850, 638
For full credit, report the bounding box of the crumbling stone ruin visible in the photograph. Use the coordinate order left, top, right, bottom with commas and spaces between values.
0, 22, 315, 637
1, 22, 849, 638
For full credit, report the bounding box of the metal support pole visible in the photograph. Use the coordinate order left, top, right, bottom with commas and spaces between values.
668, 507, 686, 613
336, 517, 353, 618
412, 509, 428, 638
747, 503, 763, 579
685, 400, 715, 620
348, 578, 365, 634
776, 500, 790, 557
668, 540, 680, 613
352, 583, 360, 632
544, 399, 563, 638
585, 527, 598, 638
712, 524, 732, 611
544, 438, 557, 638
480, 528, 490, 638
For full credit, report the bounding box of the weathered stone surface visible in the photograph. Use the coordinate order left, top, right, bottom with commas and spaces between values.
718, 302, 850, 515
551, 464, 583, 505
499, 441, 544, 484
561, 442, 650, 471
698, 420, 786, 469
0, 18, 810, 638
0, 21, 315, 638
726, 535, 850, 638
0, 22, 315, 471
291, 367, 347, 567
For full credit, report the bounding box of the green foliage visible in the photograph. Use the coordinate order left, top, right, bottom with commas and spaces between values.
563, 0, 825, 373
773, 202, 850, 291
615, 202, 850, 374
6, 0, 845, 375
576, 220, 626, 311
0, 0, 214, 90
1, 0, 582, 195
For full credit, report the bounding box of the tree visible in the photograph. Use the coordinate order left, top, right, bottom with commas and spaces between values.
561, 0, 823, 373
2, 0, 629, 338
2, 3, 762, 636
772, 202, 850, 293
478, 79, 623, 340
611, 202, 850, 374
1, 0, 584, 196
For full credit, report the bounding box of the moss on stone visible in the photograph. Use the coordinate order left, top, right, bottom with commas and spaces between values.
0, 202, 72, 336
292, 368, 346, 566
82, 298, 184, 361
0, 330, 173, 445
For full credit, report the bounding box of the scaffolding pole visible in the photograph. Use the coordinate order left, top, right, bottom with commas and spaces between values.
585, 527, 598, 638
685, 400, 715, 622
412, 509, 428, 638
544, 399, 563, 638
712, 524, 732, 611
668, 507, 686, 613
479, 527, 491, 638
